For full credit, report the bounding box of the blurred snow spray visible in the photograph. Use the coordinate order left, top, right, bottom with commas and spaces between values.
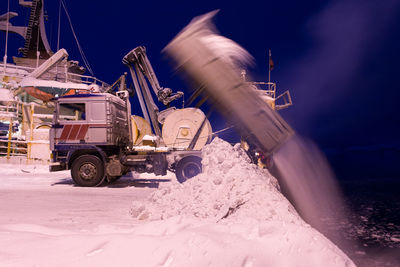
164, 11, 351, 250
272, 136, 349, 241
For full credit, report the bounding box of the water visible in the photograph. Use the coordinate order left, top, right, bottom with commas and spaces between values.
337, 178, 400, 266
271, 135, 400, 266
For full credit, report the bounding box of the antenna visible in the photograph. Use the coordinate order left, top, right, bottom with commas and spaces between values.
3, 0, 10, 74
268, 49, 271, 91
36, 20, 40, 68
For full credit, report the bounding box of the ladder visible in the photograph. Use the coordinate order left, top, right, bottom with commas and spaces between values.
22, 0, 39, 58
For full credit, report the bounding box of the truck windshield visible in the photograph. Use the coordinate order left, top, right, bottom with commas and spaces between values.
59, 103, 86, 121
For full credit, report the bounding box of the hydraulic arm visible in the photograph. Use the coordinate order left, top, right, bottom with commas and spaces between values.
122, 46, 183, 137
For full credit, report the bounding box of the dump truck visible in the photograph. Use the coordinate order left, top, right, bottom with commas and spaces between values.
49, 47, 212, 186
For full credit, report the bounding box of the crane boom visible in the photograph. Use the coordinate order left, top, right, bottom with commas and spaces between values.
122, 46, 183, 137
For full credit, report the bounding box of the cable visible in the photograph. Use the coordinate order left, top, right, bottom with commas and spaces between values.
212, 126, 234, 136
57, 0, 61, 51
60, 0, 94, 76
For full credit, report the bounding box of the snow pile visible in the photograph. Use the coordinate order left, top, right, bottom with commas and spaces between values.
131, 138, 300, 223
127, 138, 355, 266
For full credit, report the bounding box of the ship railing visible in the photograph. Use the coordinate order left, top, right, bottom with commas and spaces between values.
0, 138, 52, 160
1, 62, 110, 91
0, 101, 52, 161
65, 72, 110, 91
250, 81, 277, 99
0, 104, 20, 132
38, 68, 110, 92
248, 81, 293, 110
274, 90, 293, 110
0, 63, 35, 79
0, 139, 28, 157
0, 137, 52, 159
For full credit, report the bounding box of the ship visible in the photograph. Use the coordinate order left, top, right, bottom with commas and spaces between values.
0, 0, 110, 160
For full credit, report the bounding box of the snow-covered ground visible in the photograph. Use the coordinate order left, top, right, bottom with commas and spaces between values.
0, 138, 355, 266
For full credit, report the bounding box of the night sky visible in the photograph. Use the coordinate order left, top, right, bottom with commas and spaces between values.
1, 0, 399, 177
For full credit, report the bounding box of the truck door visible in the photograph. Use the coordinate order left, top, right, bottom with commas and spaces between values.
54, 101, 108, 144
53, 101, 88, 144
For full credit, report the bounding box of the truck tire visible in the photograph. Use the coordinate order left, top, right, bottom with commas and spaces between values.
71, 155, 105, 187
175, 156, 202, 183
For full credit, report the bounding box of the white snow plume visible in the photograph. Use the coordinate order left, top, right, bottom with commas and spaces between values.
200, 34, 254, 69
175, 10, 254, 70
131, 137, 299, 223
273, 135, 353, 251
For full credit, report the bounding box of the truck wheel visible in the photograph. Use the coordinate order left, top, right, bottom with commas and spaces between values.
71, 155, 105, 187
175, 156, 202, 183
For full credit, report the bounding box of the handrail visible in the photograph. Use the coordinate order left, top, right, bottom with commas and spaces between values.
1, 62, 110, 90
249, 81, 277, 99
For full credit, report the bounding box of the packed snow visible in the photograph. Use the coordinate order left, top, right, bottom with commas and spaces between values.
20, 77, 90, 90
0, 138, 355, 266
131, 138, 299, 223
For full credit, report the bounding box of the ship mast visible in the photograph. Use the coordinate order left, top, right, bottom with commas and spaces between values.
0, 0, 53, 65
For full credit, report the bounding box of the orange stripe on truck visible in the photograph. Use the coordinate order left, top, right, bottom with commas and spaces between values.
68, 125, 80, 140
59, 125, 72, 141
76, 125, 89, 140
59, 124, 89, 141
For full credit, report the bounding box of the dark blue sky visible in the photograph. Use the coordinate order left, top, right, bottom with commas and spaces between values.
1, 0, 399, 151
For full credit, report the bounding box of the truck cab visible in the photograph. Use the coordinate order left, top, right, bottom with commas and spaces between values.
49, 93, 132, 186
50, 93, 129, 148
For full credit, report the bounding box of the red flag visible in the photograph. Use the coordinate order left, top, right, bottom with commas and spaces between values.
269, 57, 274, 71
269, 49, 274, 71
